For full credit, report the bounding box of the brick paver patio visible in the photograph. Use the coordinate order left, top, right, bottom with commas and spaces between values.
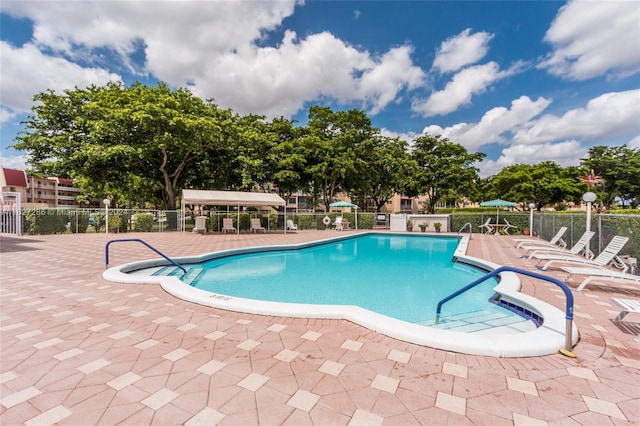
1, 230, 638, 425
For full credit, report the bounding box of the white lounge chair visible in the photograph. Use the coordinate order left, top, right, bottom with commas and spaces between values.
286, 220, 297, 231
250, 218, 266, 233
222, 218, 236, 234
478, 218, 493, 234
333, 216, 345, 231
534, 236, 629, 271
523, 231, 594, 259
562, 266, 638, 291
610, 298, 640, 324
502, 219, 517, 235
514, 226, 567, 249
192, 216, 207, 234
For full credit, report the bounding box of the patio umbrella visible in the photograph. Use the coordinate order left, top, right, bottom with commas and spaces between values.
329, 200, 358, 229
480, 198, 517, 222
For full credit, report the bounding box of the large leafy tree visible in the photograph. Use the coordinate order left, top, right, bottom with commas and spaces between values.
581, 145, 640, 208
300, 106, 375, 211
345, 136, 415, 212
485, 162, 583, 210
14, 82, 235, 208
408, 135, 485, 213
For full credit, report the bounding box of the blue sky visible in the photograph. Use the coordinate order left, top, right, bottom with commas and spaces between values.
1, 0, 639, 177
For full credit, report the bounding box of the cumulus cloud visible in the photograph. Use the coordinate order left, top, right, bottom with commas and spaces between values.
539, 0, 640, 80
480, 140, 587, 177
423, 96, 551, 151
629, 136, 640, 149
0, 41, 121, 115
432, 28, 494, 74
1, 0, 425, 119
412, 61, 525, 117
513, 90, 640, 144
0, 154, 28, 170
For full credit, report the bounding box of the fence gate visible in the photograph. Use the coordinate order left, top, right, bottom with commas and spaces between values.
0, 192, 22, 236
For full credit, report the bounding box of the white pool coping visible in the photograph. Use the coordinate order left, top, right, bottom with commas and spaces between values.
103, 232, 579, 357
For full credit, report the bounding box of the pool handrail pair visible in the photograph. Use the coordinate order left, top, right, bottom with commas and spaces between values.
436, 265, 575, 357
105, 238, 187, 276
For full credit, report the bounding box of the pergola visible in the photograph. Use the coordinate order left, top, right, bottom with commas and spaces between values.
181, 189, 287, 234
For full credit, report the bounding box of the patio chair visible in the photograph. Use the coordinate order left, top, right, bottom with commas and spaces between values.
222, 218, 236, 234
286, 220, 297, 232
610, 298, 640, 324
533, 236, 629, 271
522, 231, 594, 259
333, 216, 345, 231
514, 226, 567, 249
562, 266, 637, 291
478, 218, 493, 234
192, 216, 207, 234
250, 218, 266, 233
502, 219, 518, 235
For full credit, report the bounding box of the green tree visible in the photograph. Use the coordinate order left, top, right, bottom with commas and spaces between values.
14, 82, 235, 208
581, 145, 640, 208
486, 162, 583, 210
408, 135, 485, 213
345, 136, 415, 212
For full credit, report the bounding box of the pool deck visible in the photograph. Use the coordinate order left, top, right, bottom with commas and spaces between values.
1, 231, 638, 425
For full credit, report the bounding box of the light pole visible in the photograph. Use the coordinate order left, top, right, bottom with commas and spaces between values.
103, 198, 111, 234
529, 203, 536, 236
582, 192, 596, 258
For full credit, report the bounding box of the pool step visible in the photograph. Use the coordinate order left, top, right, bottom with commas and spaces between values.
418, 309, 537, 334
153, 266, 204, 285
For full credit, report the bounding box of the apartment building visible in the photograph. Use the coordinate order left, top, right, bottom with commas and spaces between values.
1, 166, 90, 208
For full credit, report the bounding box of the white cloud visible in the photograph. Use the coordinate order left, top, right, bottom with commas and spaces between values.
423, 96, 552, 151
539, 0, 640, 80
0, 41, 121, 114
1, 0, 424, 119
0, 154, 28, 170
513, 90, 640, 144
432, 28, 494, 74
413, 61, 526, 117
480, 140, 587, 178
629, 136, 640, 149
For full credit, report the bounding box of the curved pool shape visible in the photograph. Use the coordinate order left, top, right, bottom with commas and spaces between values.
103, 232, 578, 357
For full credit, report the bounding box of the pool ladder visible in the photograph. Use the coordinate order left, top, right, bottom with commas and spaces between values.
105, 238, 187, 276
457, 222, 473, 239
435, 266, 576, 357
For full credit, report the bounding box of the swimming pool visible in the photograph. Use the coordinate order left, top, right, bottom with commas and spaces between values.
103, 232, 578, 357
173, 234, 507, 325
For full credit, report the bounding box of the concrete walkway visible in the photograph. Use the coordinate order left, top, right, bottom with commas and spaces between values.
1, 231, 638, 425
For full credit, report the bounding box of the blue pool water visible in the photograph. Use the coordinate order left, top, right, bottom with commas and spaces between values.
179, 234, 512, 325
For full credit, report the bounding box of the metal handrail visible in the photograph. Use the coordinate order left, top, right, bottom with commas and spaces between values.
457, 222, 473, 238
105, 238, 187, 276
435, 266, 575, 357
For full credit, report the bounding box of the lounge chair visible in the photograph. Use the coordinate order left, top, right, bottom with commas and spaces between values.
222, 218, 236, 234
341, 219, 350, 230
286, 220, 297, 231
610, 298, 640, 324
533, 236, 629, 271
514, 226, 567, 249
192, 216, 207, 234
478, 218, 493, 234
250, 218, 266, 233
502, 219, 517, 235
562, 266, 637, 291
522, 231, 594, 259
333, 216, 345, 231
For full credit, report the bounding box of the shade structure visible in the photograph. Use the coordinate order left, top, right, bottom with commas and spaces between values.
329, 200, 358, 229
181, 190, 286, 233
480, 199, 517, 222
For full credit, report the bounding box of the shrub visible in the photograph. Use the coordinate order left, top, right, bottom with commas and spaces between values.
108, 215, 123, 232
24, 209, 67, 235
93, 213, 105, 232
133, 213, 154, 232
69, 211, 90, 233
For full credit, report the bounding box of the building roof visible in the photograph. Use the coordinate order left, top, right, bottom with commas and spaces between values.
1, 167, 28, 187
